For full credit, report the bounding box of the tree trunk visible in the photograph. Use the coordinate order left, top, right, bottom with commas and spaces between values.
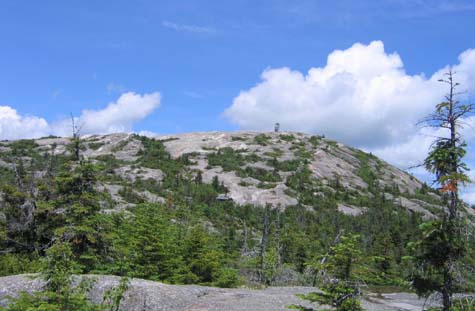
259, 205, 270, 284
442, 266, 452, 311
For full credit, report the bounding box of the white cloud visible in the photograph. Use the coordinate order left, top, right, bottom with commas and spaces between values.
225, 41, 450, 147
0, 106, 50, 140
368, 128, 437, 169
461, 171, 475, 205
0, 92, 161, 139
461, 116, 475, 141
224, 41, 475, 168
461, 191, 475, 205
79, 92, 161, 134
162, 21, 216, 34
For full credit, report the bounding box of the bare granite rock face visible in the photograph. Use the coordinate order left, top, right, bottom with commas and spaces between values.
337, 203, 367, 216
0, 275, 438, 311
395, 197, 437, 220
114, 165, 164, 182
159, 132, 257, 159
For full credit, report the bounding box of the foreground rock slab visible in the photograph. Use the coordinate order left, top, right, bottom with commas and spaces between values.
0, 275, 437, 311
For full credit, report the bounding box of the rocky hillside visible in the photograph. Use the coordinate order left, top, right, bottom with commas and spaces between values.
0, 131, 451, 217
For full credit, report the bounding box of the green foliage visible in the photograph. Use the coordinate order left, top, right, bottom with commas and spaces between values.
425, 140, 470, 186
8, 140, 39, 157
102, 204, 186, 281
51, 163, 108, 268
254, 134, 271, 146
291, 235, 366, 311
208, 148, 277, 182
309, 135, 323, 147
118, 186, 144, 204
134, 135, 187, 188
320, 234, 363, 281
214, 268, 240, 288
267, 158, 302, 172
101, 277, 130, 311
0, 254, 41, 276
354, 151, 378, 192
0, 137, 432, 291
1, 242, 101, 311
41, 241, 83, 292
296, 149, 313, 160
264, 147, 284, 158
88, 142, 105, 151
0, 242, 129, 311
98, 204, 236, 286
451, 297, 475, 311
427, 297, 475, 311
291, 283, 364, 311
239, 166, 282, 182
408, 220, 466, 298
261, 247, 280, 285
2, 132, 469, 298
280, 134, 296, 142
208, 147, 246, 171
181, 225, 227, 284
207, 147, 261, 172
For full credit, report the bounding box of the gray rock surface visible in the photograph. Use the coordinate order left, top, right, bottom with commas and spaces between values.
337, 203, 367, 216
310, 148, 368, 190
0, 275, 438, 311
395, 197, 437, 220
114, 165, 164, 182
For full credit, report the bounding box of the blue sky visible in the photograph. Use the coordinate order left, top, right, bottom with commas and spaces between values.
1, 0, 475, 132
1, 0, 475, 202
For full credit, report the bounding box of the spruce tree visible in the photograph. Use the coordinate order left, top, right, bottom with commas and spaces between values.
410, 70, 473, 310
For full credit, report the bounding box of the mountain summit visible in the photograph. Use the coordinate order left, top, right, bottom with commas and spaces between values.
1, 131, 446, 217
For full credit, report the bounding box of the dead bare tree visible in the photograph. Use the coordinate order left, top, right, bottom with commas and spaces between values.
70, 113, 84, 163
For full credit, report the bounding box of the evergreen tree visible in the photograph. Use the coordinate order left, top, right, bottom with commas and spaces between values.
410, 70, 473, 310
291, 234, 365, 311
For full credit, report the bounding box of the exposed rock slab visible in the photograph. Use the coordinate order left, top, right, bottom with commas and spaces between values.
337, 203, 367, 216
0, 275, 439, 311
395, 197, 437, 219
114, 165, 164, 182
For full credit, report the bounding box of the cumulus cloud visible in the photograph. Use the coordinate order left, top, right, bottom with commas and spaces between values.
0, 92, 161, 140
79, 92, 161, 134
0, 106, 50, 140
368, 128, 438, 169
224, 40, 475, 163
225, 41, 467, 146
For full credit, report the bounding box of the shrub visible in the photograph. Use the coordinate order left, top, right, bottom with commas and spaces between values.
214, 268, 240, 288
